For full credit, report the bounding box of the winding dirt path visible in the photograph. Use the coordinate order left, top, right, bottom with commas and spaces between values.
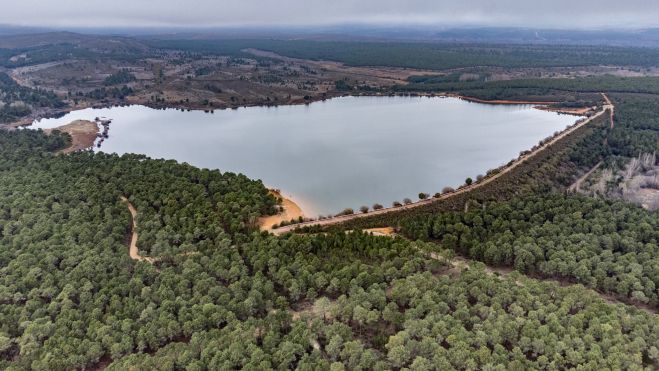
568, 161, 602, 192
566, 95, 613, 192
120, 197, 154, 263
274, 102, 613, 235
372, 231, 656, 314
424, 243, 657, 315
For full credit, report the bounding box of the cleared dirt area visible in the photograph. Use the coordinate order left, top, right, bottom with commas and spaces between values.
45, 120, 98, 153
290, 297, 337, 321
637, 188, 659, 210
574, 153, 658, 210
362, 227, 396, 236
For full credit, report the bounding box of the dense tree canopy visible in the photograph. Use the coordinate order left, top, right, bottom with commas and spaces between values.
0, 73, 64, 123
101, 268, 659, 370
148, 39, 659, 69
1, 38, 659, 369
401, 194, 659, 306
1, 127, 656, 370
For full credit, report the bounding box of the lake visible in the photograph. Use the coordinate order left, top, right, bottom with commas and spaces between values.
31, 96, 578, 216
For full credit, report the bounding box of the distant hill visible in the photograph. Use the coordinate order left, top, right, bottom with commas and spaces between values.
140, 26, 659, 48
4, 26, 659, 49
0, 31, 149, 53
426, 27, 659, 47
0, 24, 52, 36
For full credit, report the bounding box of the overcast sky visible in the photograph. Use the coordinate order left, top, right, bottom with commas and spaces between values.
2, 0, 659, 29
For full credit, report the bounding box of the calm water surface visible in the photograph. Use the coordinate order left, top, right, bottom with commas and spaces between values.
31, 96, 578, 216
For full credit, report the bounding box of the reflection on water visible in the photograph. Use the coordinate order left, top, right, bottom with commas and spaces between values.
31, 96, 578, 216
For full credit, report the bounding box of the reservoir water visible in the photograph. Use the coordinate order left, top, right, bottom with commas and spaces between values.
31, 96, 578, 216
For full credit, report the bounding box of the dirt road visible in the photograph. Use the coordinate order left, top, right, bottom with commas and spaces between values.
602, 93, 615, 128
378, 230, 657, 314
426, 244, 656, 315
568, 161, 602, 192
120, 197, 154, 263
273, 102, 613, 235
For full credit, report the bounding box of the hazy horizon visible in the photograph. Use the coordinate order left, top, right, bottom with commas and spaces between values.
2, 0, 659, 30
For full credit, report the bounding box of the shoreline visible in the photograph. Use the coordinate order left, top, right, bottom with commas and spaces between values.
273, 101, 612, 234
259, 190, 305, 231
18, 93, 586, 227
16, 93, 590, 226
7, 91, 565, 130
452, 94, 558, 105
534, 105, 594, 116
45, 119, 99, 154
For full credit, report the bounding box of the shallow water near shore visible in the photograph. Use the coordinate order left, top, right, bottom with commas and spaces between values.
31, 96, 578, 216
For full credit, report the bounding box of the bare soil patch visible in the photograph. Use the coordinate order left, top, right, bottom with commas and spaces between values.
290, 297, 337, 321
362, 227, 396, 236
535, 106, 593, 115
637, 188, 659, 211
45, 120, 99, 153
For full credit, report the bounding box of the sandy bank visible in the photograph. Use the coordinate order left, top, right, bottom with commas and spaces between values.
259, 190, 305, 230
535, 106, 593, 116
453, 95, 558, 105
45, 120, 99, 153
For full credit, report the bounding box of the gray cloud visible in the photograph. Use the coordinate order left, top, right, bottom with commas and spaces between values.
2, 0, 659, 29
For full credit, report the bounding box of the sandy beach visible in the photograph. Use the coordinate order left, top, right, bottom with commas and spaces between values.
259, 190, 305, 230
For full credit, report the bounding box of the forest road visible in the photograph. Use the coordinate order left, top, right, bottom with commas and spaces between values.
602, 93, 615, 129
568, 161, 602, 192
120, 197, 154, 263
